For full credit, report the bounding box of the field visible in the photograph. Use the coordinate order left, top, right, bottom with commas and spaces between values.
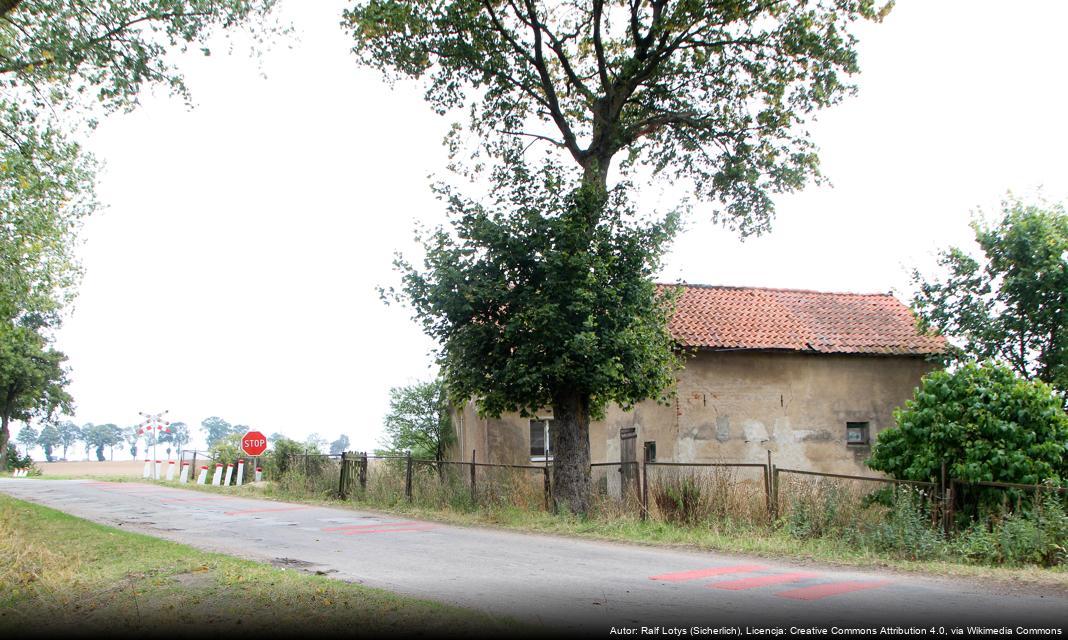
34, 460, 146, 478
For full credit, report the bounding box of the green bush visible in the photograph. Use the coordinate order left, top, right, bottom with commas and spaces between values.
869, 362, 1068, 516
857, 488, 945, 560
651, 473, 712, 526
954, 492, 1068, 567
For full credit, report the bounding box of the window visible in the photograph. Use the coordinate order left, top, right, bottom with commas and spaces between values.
846, 422, 870, 445
530, 419, 555, 461
644, 441, 657, 463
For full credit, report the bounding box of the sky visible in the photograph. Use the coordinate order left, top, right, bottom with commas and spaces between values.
19, 1, 1068, 458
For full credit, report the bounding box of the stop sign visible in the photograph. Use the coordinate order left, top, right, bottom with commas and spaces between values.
240, 431, 268, 457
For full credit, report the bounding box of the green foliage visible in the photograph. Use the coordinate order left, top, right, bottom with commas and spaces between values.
911, 196, 1068, 396
36, 422, 59, 461
345, 0, 891, 233
380, 378, 453, 461
650, 473, 711, 527
262, 437, 304, 480
54, 420, 80, 460
393, 167, 682, 422
868, 362, 1068, 490
81, 423, 122, 461
954, 493, 1068, 567
158, 421, 190, 452
14, 424, 37, 455
857, 488, 945, 561
329, 435, 351, 456
200, 416, 236, 447
0, 323, 70, 468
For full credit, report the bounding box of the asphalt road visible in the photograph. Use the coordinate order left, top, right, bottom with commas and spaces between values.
2, 478, 1065, 634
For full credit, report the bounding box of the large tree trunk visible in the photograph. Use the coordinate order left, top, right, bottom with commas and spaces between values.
551, 390, 592, 514
0, 413, 9, 471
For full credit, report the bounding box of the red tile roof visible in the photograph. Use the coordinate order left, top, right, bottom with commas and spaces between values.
662, 284, 946, 355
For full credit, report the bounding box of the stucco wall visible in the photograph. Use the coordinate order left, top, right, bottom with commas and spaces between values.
450, 350, 937, 474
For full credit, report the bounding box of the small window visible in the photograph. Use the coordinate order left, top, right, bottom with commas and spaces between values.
846, 422, 869, 445
530, 419, 554, 461
644, 441, 657, 463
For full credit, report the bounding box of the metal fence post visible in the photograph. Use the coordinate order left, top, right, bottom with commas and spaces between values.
470, 449, 477, 504
404, 451, 413, 502
771, 465, 779, 520
765, 450, 773, 518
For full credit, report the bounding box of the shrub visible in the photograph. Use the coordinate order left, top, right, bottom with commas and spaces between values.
651, 472, 712, 526
857, 487, 945, 560
954, 492, 1068, 567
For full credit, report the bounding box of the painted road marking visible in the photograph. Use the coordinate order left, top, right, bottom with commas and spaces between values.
159, 497, 234, 503
775, 580, 892, 601
321, 521, 421, 532
708, 572, 819, 591
223, 506, 312, 516
341, 525, 437, 535
650, 565, 768, 582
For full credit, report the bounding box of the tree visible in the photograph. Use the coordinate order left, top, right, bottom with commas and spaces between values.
304, 433, 327, 454
911, 196, 1068, 398
56, 420, 81, 460
37, 421, 59, 461
122, 425, 140, 459
0, 324, 71, 469
201, 416, 234, 447
15, 423, 37, 457
159, 421, 190, 456
82, 423, 122, 462
868, 362, 1068, 509
349, 0, 890, 512
380, 379, 455, 462
329, 434, 350, 456
0, 0, 284, 468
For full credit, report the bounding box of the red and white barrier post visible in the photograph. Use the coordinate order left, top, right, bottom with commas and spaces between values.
142, 459, 152, 478
179, 462, 190, 483
154, 460, 163, 480
255, 467, 263, 482
223, 463, 234, 485
211, 463, 224, 486
197, 465, 208, 484
235, 459, 245, 486
165, 460, 176, 481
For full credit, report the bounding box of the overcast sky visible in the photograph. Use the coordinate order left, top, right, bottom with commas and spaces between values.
26, 1, 1068, 457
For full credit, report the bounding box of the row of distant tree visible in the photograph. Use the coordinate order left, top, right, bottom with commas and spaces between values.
11, 414, 358, 463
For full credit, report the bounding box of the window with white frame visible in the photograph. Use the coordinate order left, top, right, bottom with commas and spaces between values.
529, 419, 555, 461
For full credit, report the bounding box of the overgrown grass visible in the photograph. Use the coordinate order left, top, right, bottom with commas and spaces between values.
0, 494, 525, 636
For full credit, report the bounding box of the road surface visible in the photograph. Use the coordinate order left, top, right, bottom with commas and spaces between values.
2, 478, 1065, 634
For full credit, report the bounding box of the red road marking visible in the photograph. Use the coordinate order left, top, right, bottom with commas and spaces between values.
341, 525, 437, 535
649, 565, 768, 582
775, 580, 892, 601
223, 506, 311, 516
159, 497, 234, 503
708, 572, 819, 590
322, 521, 422, 532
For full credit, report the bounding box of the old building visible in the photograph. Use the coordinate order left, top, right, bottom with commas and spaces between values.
451, 284, 946, 475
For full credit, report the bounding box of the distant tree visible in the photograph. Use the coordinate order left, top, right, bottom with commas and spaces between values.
329, 435, 350, 456
159, 421, 190, 456
0, 324, 72, 469
37, 422, 60, 461
381, 379, 454, 462
16, 424, 38, 457
56, 421, 81, 460
911, 196, 1067, 398
200, 416, 234, 447
303, 433, 327, 454
82, 423, 122, 462
269, 432, 287, 443
122, 425, 140, 459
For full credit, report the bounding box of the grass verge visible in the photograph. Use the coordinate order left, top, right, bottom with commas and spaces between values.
0, 493, 524, 636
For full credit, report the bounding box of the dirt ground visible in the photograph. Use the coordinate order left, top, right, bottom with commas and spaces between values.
36, 460, 146, 477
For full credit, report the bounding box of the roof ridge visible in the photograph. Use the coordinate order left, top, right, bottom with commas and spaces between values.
657, 282, 895, 298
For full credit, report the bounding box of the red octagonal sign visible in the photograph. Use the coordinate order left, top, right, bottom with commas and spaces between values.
241, 431, 268, 457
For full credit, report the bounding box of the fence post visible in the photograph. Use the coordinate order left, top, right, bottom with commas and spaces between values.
641, 459, 649, 521
543, 465, 550, 512
470, 449, 477, 504
404, 451, 413, 502
359, 451, 367, 490
946, 479, 956, 536
772, 465, 779, 520
939, 461, 947, 534
765, 450, 773, 519
191, 451, 197, 475
339, 451, 348, 500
